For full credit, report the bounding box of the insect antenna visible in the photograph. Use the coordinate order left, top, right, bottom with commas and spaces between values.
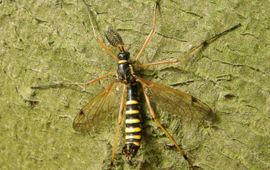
105, 25, 125, 51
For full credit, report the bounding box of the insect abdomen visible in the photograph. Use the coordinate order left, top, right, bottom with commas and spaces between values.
122, 83, 142, 161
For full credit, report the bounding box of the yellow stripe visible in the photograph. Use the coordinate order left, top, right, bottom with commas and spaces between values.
125, 127, 141, 133
126, 110, 139, 114
126, 141, 141, 146
125, 135, 141, 140
126, 119, 140, 123
118, 60, 128, 64
133, 142, 140, 146
126, 100, 139, 105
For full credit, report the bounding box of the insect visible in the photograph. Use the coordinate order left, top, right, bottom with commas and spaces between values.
32, 0, 241, 169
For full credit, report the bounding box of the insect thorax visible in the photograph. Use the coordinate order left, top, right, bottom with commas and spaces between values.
117, 51, 136, 83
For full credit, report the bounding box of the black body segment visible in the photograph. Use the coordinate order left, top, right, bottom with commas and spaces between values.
117, 52, 135, 83
122, 83, 142, 161
118, 51, 130, 60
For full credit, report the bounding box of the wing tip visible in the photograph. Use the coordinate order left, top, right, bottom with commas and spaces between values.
72, 109, 87, 132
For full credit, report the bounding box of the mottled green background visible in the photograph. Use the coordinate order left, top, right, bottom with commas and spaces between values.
0, 0, 269, 170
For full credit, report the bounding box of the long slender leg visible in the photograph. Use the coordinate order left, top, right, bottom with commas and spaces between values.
111, 84, 127, 166
179, 23, 241, 61
139, 80, 195, 169
137, 59, 179, 69
75, 72, 114, 88
134, 1, 160, 61
81, 0, 118, 61
31, 72, 114, 90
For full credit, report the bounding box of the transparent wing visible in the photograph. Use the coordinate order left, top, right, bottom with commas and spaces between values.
137, 77, 213, 122
73, 81, 122, 132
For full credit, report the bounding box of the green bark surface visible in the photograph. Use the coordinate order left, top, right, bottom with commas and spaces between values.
0, 0, 269, 170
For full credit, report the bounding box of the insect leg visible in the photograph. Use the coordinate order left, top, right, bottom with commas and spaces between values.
75, 72, 114, 88
139, 81, 195, 169
138, 59, 179, 69
134, 1, 160, 61
31, 72, 114, 90
81, 0, 118, 61
111, 84, 126, 166
178, 23, 241, 61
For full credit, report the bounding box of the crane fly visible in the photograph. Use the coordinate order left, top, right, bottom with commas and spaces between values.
32, 0, 241, 169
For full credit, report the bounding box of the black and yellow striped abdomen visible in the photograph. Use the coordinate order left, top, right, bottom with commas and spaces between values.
122, 83, 142, 160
